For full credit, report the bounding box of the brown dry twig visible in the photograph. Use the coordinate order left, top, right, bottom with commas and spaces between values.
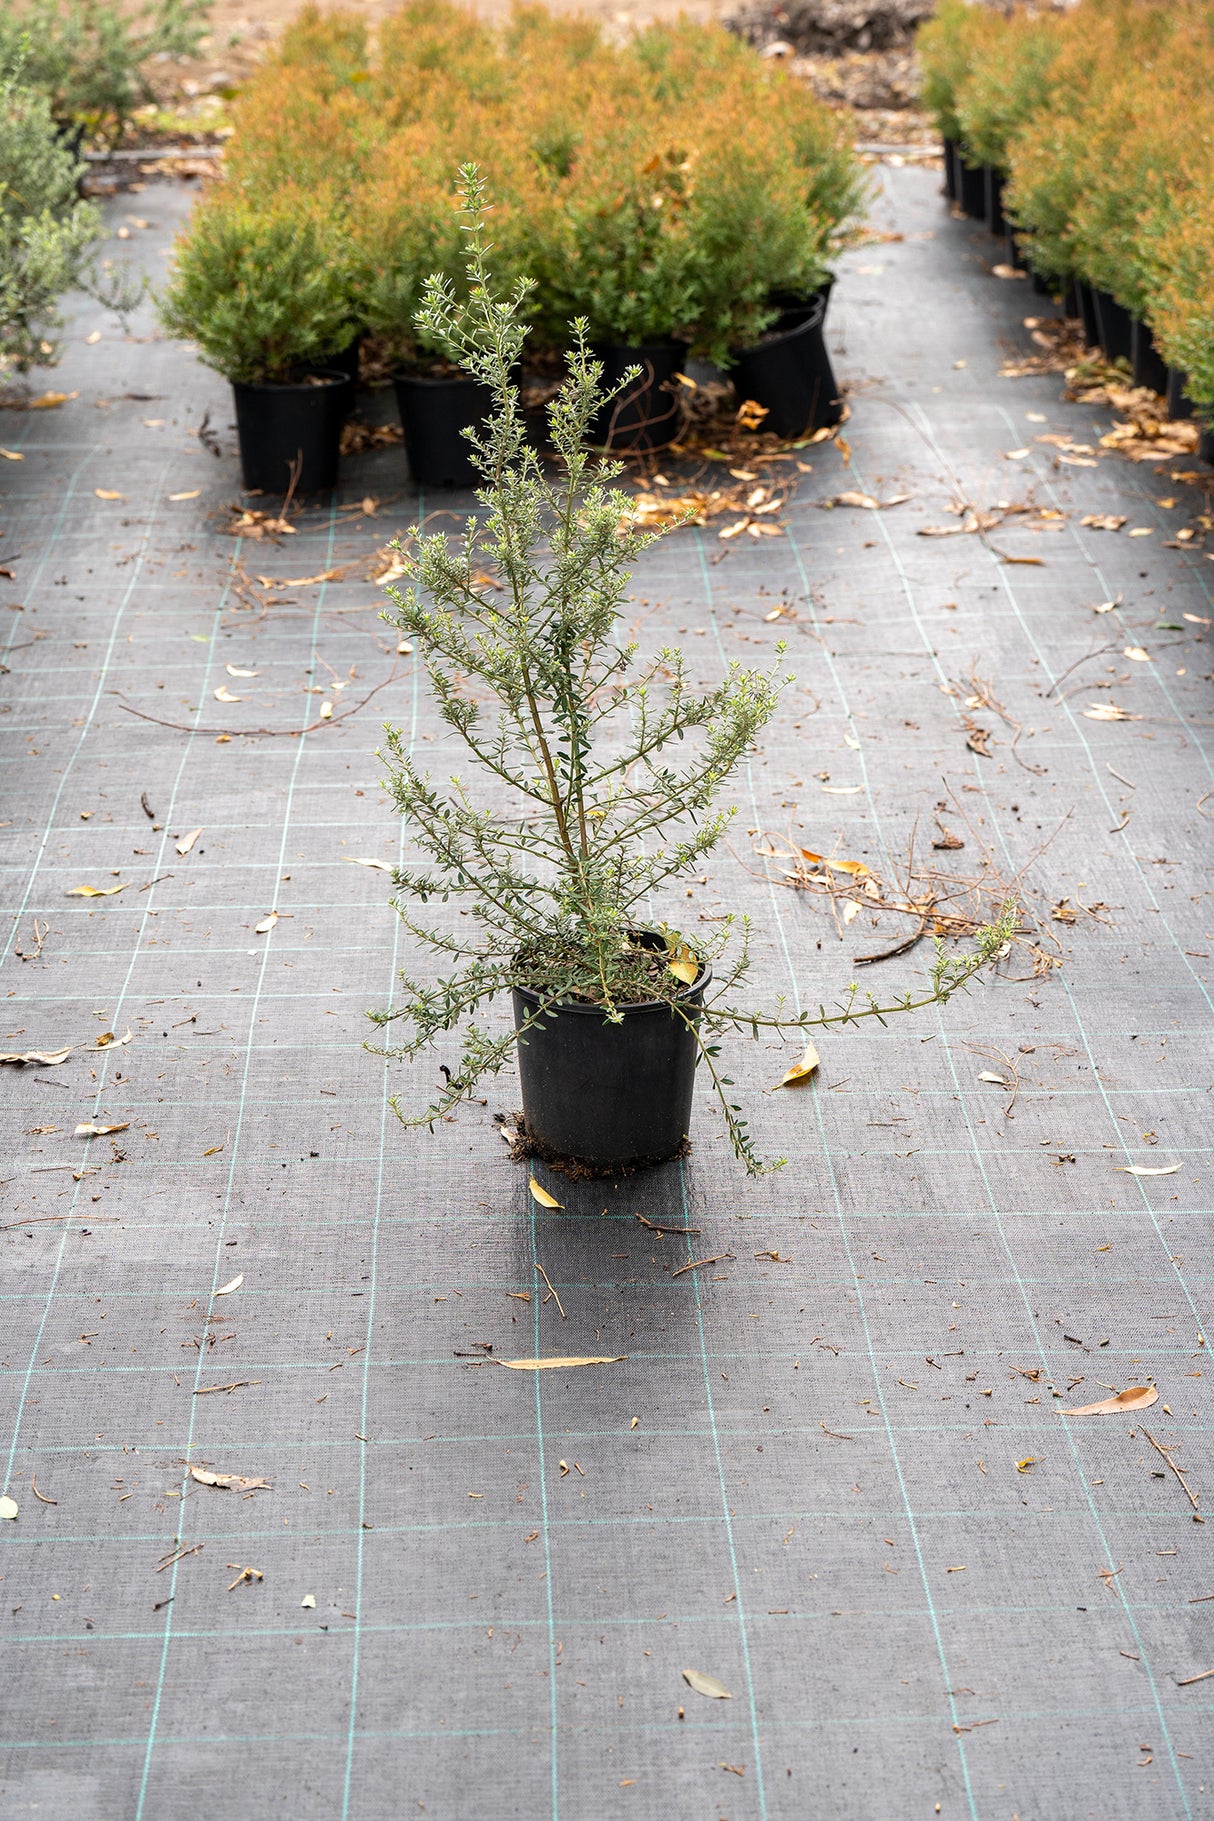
1141, 1426, 1202, 1516
113, 668, 398, 739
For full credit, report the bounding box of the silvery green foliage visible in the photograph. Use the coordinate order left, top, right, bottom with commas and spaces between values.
371, 169, 1013, 1172
0, 57, 138, 372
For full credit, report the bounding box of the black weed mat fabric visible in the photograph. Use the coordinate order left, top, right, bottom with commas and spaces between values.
1, 168, 1212, 1820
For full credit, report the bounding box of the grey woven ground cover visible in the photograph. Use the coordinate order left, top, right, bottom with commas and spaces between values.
1, 165, 1211, 1819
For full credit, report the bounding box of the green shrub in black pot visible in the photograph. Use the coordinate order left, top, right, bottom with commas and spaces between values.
158, 184, 357, 493
367, 174, 1012, 1178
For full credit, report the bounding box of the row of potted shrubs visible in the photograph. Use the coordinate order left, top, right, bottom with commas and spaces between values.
918, 0, 1214, 446
157, 0, 866, 491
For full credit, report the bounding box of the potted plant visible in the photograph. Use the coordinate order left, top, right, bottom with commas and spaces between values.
368, 174, 1010, 1176
158, 184, 357, 493
352, 123, 540, 486
0, 55, 110, 374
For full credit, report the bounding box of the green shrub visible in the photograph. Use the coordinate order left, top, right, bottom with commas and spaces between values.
157, 185, 355, 385
0, 0, 209, 143
0, 57, 105, 371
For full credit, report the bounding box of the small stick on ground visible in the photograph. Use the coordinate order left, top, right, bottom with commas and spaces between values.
1142, 1426, 1202, 1514
193, 1380, 261, 1396
672, 1253, 735, 1278
1177, 1667, 1214, 1686
635, 1212, 700, 1235
30, 1474, 56, 1505
535, 1262, 566, 1320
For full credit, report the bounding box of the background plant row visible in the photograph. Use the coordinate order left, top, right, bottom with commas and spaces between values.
917, 0, 1214, 410
160, 0, 867, 382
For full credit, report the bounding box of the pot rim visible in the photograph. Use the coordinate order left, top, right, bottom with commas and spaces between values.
513, 950, 711, 1016
392, 367, 487, 390
233, 368, 349, 394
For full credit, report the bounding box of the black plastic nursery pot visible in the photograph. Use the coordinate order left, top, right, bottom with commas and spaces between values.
1092, 287, 1133, 365
512, 942, 710, 1174
590, 342, 687, 452
956, 154, 987, 220
232, 370, 347, 494
729, 291, 841, 440
1131, 319, 1168, 396
1201, 424, 1214, 467
1166, 367, 1195, 422
393, 371, 493, 489
984, 167, 1006, 237
1075, 277, 1100, 349
942, 137, 958, 201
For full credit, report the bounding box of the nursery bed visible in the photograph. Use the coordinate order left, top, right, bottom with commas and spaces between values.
1, 167, 1211, 1820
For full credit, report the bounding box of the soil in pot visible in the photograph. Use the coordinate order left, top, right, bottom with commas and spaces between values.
512, 934, 709, 1174
1166, 367, 1196, 422
956, 154, 987, 220
1092, 287, 1133, 365
232, 369, 347, 494
729, 292, 841, 440
590, 343, 687, 453
394, 368, 493, 489
1131, 319, 1168, 396
984, 167, 1006, 237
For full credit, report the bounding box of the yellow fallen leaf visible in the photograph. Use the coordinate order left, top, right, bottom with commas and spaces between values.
1, 1046, 71, 1066
1082, 704, 1138, 722
1123, 647, 1151, 663
1016, 1458, 1037, 1473
175, 826, 203, 856
1061, 1385, 1158, 1416
682, 1668, 732, 1699
1128, 527, 1153, 538
0, 1496, 18, 1520
214, 685, 242, 703
215, 1274, 243, 1296
667, 951, 699, 985
529, 1177, 563, 1209
85, 330, 102, 344
345, 857, 393, 873
821, 784, 864, 795
94, 489, 124, 500
28, 391, 75, 409
800, 851, 870, 878
254, 912, 278, 934
319, 701, 333, 720
0, 448, 24, 461
842, 900, 860, 926
1004, 449, 1030, 461
497, 1356, 624, 1370
301, 1593, 316, 1609
1117, 1162, 1181, 1177
226, 664, 260, 677
168, 490, 201, 502
95, 1028, 132, 1050
834, 490, 879, 510
66, 883, 128, 897
775, 1040, 820, 1089
75, 1121, 130, 1137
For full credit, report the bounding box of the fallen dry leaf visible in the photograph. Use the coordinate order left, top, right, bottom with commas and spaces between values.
1082, 704, 1139, 722
175, 827, 203, 856
188, 1466, 271, 1492
345, 857, 394, 873
978, 1070, 1008, 1086
1124, 647, 1151, 663
215, 1274, 243, 1296
1061, 1386, 1158, 1416
0, 1496, 18, 1520
226, 664, 260, 678
1080, 514, 1126, 532
28, 392, 75, 408
775, 1040, 820, 1089
66, 883, 128, 897
682, 1668, 732, 1699
1004, 449, 1030, 461
168, 490, 201, 502
253, 912, 278, 934
821, 783, 864, 795
94, 488, 124, 501
991, 264, 1028, 280
1, 1047, 71, 1066
301, 1593, 317, 1609
75, 1121, 129, 1137
497, 1356, 624, 1370
95, 1029, 132, 1050
214, 685, 242, 703
800, 851, 869, 878
529, 1177, 563, 1209
1128, 527, 1153, 538
256, 569, 344, 588
834, 490, 879, 510
1015, 1458, 1037, 1473
0, 447, 24, 461
1117, 1162, 1181, 1177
